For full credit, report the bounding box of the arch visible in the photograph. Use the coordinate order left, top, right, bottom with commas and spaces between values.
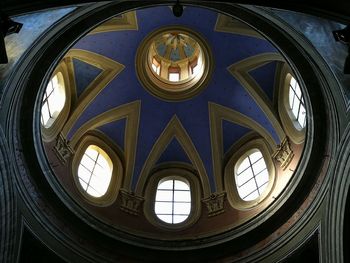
61, 49, 125, 137
209, 102, 276, 192
227, 52, 286, 142
143, 167, 202, 230
276, 64, 306, 144
135, 115, 211, 197
72, 134, 123, 206
69, 101, 140, 191
224, 137, 276, 209
41, 61, 73, 141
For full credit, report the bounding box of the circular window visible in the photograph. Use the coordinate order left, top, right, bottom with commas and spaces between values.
136, 26, 213, 101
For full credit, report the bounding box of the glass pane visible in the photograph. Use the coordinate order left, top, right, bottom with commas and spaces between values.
174, 180, 189, 190
80, 154, 95, 171
244, 190, 260, 201
157, 214, 172, 224
289, 87, 294, 109
295, 82, 302, 98
252, 158, 267, 175
41, 102, 50, 126
192, 64, 199, 75
236, 168, 254, 187
78, 165, 92, 183
158, 180, 174, 190
255, 169, 269, 187
173, 215, 188, 224
169, 72, 180, 82
155, 190, 173, 201
155, 201, 173, 214
173, 190, 191, 202
173, 202, 191, 215
258, 182, 268, 193
238, 178, 257, 199
78, 145, 113, 198
249, 151, 262, 163
94, 163, 112, 179
46, 80, 54, 94
290, 76, 296, 88
79, 179, 88, 191
86, 186, 100, 197
237, 157, 250, 174
41, 73, 65, 128
298, 104, 306, 128
85, 147, 98, 160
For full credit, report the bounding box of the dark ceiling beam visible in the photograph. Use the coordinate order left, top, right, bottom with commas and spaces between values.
1, 0, 350, 23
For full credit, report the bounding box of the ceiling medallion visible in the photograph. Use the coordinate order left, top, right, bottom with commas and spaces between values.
136, 26, 213, 101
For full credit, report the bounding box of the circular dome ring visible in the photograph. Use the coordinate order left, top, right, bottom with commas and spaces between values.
136, 26, 214, 101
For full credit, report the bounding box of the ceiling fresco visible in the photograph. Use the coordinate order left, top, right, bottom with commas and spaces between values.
60, 6, 282, 192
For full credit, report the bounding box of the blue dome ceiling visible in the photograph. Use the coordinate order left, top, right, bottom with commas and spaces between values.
64, 6, 281, 192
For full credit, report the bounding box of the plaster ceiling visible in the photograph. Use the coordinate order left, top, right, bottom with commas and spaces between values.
62, 6, 282, 192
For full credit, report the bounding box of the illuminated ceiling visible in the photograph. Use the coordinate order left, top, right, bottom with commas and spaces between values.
63, 6, 282, 191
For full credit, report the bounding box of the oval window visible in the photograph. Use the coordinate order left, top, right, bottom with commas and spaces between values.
41, 72, 66, 128
77, 145, 113, 197
288, 76, 306, 130
235, 149, 269, 201
154, 178, 191, 224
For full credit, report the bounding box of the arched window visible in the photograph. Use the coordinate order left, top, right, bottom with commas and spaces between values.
154, 177, 191, 224
224, 138, 275, 209
288, 76, 306, 129
41, 72, 66, 128
77, 145, 113, 197
235, 149, 269, 201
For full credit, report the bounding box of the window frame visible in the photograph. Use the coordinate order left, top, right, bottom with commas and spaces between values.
77, 144, 113, 198
143, 166, 201, 230
277, 65, 306, 144
224, 138, 276, 210
72, 134, 123, 206
288, 75, 306, 130
154, 177, 192, 224
41, 62, 72, 142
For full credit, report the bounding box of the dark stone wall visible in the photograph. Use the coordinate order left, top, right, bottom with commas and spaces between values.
271, 9, 350, 108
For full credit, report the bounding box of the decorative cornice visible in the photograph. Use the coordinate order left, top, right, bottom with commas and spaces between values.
272, 136, 294, 170
119, 189, 144, 216
53, 133, 74, 165
202, 192, 226, 217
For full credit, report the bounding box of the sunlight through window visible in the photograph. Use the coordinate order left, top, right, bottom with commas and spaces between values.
151, 58, 161, 75
235, 150, 269, 201
288, 76, 306, 129
41, 73, 66, 128
155, 178, 191, 224
78, 145, 113, 198
169, 72, 180, 82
